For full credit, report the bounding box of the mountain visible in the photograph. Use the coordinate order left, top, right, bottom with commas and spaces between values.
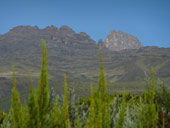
0, 25, 99, 102
0, 25, 170, 110
103, 30, 142, 51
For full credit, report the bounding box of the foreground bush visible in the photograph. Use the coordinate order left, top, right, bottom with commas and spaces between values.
0, 40, 169, 128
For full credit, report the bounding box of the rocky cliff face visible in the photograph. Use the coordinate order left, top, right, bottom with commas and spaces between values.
104, 30, 142, 51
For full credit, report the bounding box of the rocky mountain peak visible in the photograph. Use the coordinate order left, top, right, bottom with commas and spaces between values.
79, 32, 91, 39
44, 25, 58, 31
9, 25, 39, 33
59, 25, 75, 35
104, 30, 142, 51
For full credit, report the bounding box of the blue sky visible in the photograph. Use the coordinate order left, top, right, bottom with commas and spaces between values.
0, 0, 170, 47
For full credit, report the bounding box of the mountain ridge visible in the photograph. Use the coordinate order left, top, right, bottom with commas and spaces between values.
0, 25, 170, 110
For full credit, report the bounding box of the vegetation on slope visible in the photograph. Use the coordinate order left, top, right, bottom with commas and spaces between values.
1, 26, 170, 104
0, 41, 170, 128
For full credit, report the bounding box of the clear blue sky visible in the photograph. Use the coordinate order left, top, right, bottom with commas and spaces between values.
0, 0, 170, 47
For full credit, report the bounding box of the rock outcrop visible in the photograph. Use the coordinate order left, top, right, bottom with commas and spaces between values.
104, 30, 142, 51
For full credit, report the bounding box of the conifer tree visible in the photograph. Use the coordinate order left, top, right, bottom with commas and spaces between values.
95, 45, 110, 128
102, 99, 111, 128
96, 97, 103, 128
20, 101, 29, 128
49, 98, 62, 128
11, 66, 22, 128
86, 85, 95, 128
37, 40, 49, 128
28, 75, 39, 128
97, 45, 106, 97
61, 74, 70, 128
137, 67, 158, 128
162, 118, 165, 128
